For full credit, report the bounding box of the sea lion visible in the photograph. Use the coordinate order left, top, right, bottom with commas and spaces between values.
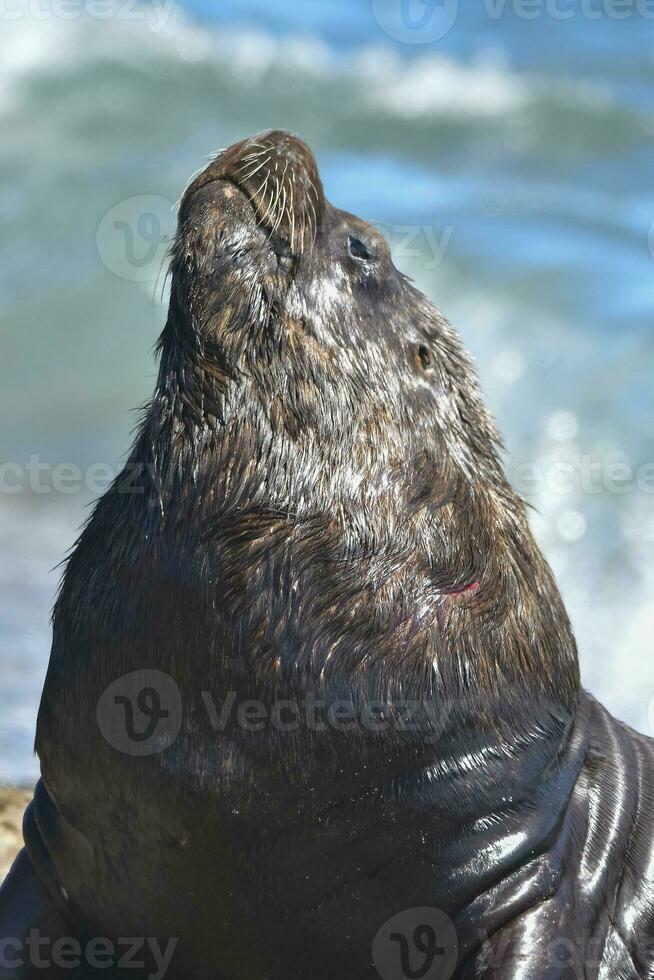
1, 130, 654, 980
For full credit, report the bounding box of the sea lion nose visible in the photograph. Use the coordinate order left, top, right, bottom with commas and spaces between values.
246, 129, 323, 187
223, 129, 326, 254
180, 131, 326, 255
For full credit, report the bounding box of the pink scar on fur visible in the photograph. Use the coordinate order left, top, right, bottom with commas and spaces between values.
451, 581, 480, 597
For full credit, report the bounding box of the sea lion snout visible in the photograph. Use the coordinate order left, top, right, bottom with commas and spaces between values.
180, 129, 325, 256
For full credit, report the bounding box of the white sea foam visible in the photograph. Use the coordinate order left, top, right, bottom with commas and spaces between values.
0, 1, 615, 123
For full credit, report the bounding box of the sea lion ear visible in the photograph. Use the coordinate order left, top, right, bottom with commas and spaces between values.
415, 343, 435, 373
347, 235, 374, 261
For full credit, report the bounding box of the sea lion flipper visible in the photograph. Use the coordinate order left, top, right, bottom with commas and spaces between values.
0, 848, 73, 979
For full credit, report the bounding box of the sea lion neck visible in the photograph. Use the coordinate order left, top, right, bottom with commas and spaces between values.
129, 360, 581, 726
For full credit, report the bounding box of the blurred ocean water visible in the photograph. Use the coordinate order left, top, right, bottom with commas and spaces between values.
1, 0, 653, 782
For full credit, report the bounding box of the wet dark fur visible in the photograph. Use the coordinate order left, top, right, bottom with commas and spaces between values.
41, 131, 578, 741
14, 132, 654, 979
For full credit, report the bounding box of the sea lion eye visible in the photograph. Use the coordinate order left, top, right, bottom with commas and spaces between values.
347, 236, 372, 261
416, 344, 433, 372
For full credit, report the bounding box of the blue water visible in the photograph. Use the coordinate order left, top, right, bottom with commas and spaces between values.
1, 0, 653, 783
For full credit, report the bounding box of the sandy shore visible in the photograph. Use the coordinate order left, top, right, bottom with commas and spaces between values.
0, 788, 32, 882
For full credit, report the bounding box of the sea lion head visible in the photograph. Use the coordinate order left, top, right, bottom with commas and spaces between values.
157, 130, 579, 724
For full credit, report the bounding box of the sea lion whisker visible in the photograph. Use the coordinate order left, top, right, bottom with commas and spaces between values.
239, 147, 268, 162
153, 248, 171, 306
306, 196, 317, 231
305, 176, 319, 201
269, 163, 290, 237
289, 183, 296, 252
184, 162, 212, 187
267, 176, 283, 232
257, 177, 278, 229
274, 183, 288, 237
306, 197, 318, 251
234, 156, 273, 182
202, 148, 226, 162
251, 174, 271, 215
299, 209, 306, 253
